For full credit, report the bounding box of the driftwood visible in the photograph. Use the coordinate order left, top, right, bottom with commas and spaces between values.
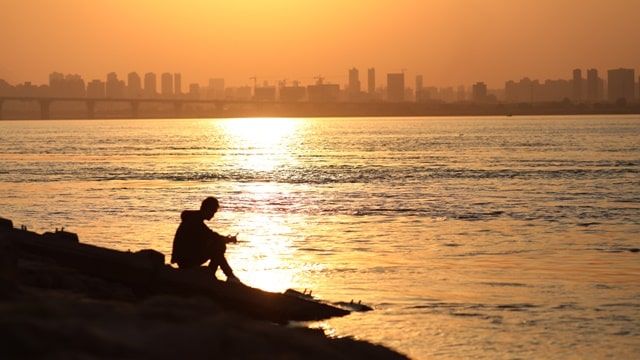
0, 217, 351, 322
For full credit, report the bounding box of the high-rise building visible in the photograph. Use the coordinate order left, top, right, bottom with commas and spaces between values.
127, 72, 142, 98
348, 68, 361, 97
307, 77, 340, 102
439, 86, 456, 103
387, 73, 404, 102
368, 68, 376, 96
415, 75, 423, 93
86, 80, 105, 98
174, 73, 182, 96
572, 69, 583, 102
49, 72, 85, 97
607, 68, 635, 103
161, 72, 173, 97
208, 78, 225, 100
144, 73, 157, 98
279, 81, 306, 102
64, 74, 86, 97
505, 78, 539, 103
472, 82, 488, 103
415, 75, 424, 102
254, 85, 277, 101
586, 69, 603, 103
49, 72, 65, 96
106, 72, 125, 98
188, 83, 200, 99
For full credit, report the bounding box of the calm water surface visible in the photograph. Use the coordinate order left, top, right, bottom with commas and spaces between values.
1, 116, 639, 359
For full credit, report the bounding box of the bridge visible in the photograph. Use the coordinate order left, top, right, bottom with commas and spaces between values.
0, 96, 388, 119
0, 96, 253, 120
0, 96, 424, 119
2, 95, 629, 120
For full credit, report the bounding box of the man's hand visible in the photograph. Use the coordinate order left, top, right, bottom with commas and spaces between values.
225, 233, 238, 244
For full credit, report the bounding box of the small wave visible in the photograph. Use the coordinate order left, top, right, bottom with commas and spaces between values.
480, 282, 529, 288
552, 303, 585, 311
594, 247, 640, 254
496, 303, 540, 311
600, 303, 640, 309
577, 222, 601, 227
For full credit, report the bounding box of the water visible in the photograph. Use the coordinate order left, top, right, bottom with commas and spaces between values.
1, 115, 639, 359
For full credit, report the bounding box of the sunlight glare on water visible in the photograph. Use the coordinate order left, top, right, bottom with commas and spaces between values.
216, 117, 301, 172
1, 116, 639, 359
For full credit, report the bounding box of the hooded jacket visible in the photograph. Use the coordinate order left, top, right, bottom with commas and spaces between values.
171, 210, 223, 268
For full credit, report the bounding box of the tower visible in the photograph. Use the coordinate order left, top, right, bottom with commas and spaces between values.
607, 68, 635, 103
586, 69, 601, 103
348, 68, 361, 100
572, 69, 582, 103
387, 73, 404, 102
128, 72, 142, 98
161, 72, 173, 97
144, 73, 157, 98
368, 68, 376, 96
174, 73, 182, 96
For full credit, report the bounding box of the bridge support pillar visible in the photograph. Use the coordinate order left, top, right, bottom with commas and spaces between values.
86, 100, 96, 119
39, 99, 51, 120
131, 101, 140, 118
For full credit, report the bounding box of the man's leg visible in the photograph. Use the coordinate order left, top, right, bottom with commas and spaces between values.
212, 251, 238, 281
208, 240, 239, 282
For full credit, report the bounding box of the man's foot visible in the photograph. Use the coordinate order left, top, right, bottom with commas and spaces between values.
226, 275, 242, 284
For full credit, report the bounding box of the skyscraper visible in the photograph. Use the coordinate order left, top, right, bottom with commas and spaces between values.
106, 72, 124, 98
607, 68, 635, 103
174, 73, 182, 96
49, 72, 65, 96
48, 72, 85, 97
161, 73, 173, 97
572, 69, 583, 102
128, 72, 142, 98
208, 78, 225, 100
586, 69, 602, 103
472, 82, 488, 103
86, 80, 105, 98
387, 73, 404, 102
348, 68, 360, 100
348, 68, 360, 91
144, 73, 157, 98
368, 68, 376, 96
415, 75, 424, 101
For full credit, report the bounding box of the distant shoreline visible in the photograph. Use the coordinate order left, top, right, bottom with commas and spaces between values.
1, 101, 639, 120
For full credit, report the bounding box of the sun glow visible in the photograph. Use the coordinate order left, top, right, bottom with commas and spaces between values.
217, 117, 301, 172
226, 211, 298, 292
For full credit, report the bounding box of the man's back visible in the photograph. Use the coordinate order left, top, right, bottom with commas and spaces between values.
171, 210, 211, 267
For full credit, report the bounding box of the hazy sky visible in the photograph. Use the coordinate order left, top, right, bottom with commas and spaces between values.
1, 0, 638, 89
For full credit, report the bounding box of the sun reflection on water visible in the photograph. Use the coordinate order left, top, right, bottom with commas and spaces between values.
216, 117, 301, 172
211, 118, 310, 291
225, 211, 299, 292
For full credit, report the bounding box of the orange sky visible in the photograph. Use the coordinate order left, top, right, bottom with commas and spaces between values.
1, 0, 638, 89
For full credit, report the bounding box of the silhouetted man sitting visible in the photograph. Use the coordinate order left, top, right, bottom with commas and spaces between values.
171, 197, 241, 283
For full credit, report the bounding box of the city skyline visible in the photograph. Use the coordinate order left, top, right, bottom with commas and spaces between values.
1, 1, 639, 89
1, 65, 638, 104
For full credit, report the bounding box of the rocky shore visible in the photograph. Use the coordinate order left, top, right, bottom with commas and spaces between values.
0, 223, 409, 359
